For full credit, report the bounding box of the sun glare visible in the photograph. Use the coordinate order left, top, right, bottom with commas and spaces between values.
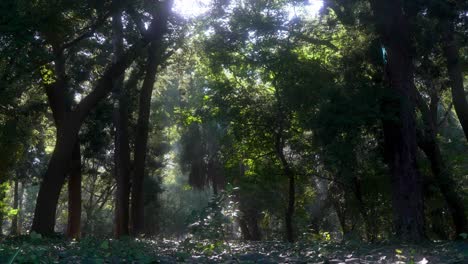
286, 0, 324, 20
173, 0, 212, 18
304, 0, 324, 17
173, 0, 324, 18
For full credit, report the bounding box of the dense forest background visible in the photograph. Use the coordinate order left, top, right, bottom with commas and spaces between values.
0, 0, 467, 262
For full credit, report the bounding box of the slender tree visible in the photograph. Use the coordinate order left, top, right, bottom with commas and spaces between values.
112, 9, 132, 238
440, 10, 468, 141
414, 86, 468, 236
9, 178, 19, 236
131, 43, 161, 236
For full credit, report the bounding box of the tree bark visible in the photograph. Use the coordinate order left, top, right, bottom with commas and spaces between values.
237, 208, 262, 241
441, 20, 468, 141
238, 218, 252, 240
371, 0, 425, 241
112, 10, 132, 238
38, 46, 83, 239
31, 128, 75, 235
67, 141, 82, 239
246, 209, 262, 241
131, 43, 160, 236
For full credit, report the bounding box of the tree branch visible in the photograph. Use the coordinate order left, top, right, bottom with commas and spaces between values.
60, 11, 114, 51
437, 102, 454, 128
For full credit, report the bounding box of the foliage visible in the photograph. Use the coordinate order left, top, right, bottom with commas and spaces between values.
0, 0, 467, 258
0, 236, 466, 263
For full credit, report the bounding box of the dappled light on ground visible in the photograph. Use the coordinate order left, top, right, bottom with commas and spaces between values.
1, 236, 466, 263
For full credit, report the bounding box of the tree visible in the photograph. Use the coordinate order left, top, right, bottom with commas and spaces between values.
31, 0, 174, 236
112, 8, 131, 238
435, 0, 468, 141
369, 0, 426, 241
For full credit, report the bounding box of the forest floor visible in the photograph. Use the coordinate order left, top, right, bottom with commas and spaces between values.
0, 235, 466, 263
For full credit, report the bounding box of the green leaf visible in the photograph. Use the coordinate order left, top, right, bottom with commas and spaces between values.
7, 248, 20, 264
100, 241, 109, 250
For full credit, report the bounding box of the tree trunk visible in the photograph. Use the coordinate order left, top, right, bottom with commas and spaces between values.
30, 0, 172, 236
31, 125, 78, 235
246, 209, 262, 241
285, 170, 295, 242
0, 181, 6, 235
329, 182, 349, 237
424, 143, 468, 236
131, 43, 160, 236
112, 11, 131, 238
430, 208, 449, 240
67, 141, 82, 239
0, 214, 3, 236
10, 179, 19, 236
275, 133, 295, 242
234, 161, 252, 240
17, 182, 23, 234
39, 46, 82, 238
371, 0, 425, 241
442, 20, 468, 141
31, 39, 157, 236
333, 201, 348, 236
352, 177, 374, 241
238, 218, 252, 240
413, 80, 468, 236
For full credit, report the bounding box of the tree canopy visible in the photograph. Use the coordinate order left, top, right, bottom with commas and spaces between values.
0, 0, 467, 262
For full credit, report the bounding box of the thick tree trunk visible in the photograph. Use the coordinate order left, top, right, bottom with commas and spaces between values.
40, 46, 82, 239
371, 0, 425, 241
67, 141, 82, 239
334, 201, 348, 236
10, 179, 19, 236
246, 209, 262, 241
131, 43, 160, 236
238, 207, 262, 241
442, 20, 468, 141
31, 40, 156, 236
30, 0, 172, 236
238, 218, 252, 240
31, 124, 79, 235
112, 11, 131, 238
